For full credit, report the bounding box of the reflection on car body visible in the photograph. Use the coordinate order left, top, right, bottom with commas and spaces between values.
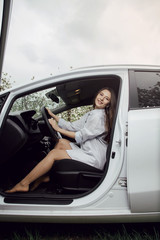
0, 65, 160, 223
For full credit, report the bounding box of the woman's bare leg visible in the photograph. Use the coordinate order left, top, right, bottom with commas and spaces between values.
5, 148, 71, 193
30, 174, 50, 191
54, 138, 72, 150
30, 139, 72, 191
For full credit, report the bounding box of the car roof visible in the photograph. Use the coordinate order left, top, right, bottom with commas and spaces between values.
1, 64, 160, 95
73, 64, 160, 71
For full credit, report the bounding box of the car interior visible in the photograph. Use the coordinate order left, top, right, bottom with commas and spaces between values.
0, 75, 121, 204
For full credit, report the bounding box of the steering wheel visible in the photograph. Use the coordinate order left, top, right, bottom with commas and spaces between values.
41, 106, 61, 141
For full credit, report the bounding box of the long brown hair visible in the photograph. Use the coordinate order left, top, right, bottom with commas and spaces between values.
93, 87, 116, 143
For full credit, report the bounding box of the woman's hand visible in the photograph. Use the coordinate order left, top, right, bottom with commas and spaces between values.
46, 108, 59, 122
48, 118, 60, 131
49, 118, 76, 139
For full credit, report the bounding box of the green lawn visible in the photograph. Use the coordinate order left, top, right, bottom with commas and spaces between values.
0, 222, 160, 240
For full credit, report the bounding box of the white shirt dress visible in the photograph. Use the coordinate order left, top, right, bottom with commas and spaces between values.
58, 109, 108, 170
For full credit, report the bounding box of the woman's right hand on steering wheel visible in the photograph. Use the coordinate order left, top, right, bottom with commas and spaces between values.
46, 108, 59, 122
48, 118, 60, 132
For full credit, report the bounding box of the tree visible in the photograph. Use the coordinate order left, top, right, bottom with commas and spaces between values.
58, 105, 93, 122
0, 72, 13, 92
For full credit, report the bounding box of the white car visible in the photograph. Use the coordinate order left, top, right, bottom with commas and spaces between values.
0, 64, 160, 223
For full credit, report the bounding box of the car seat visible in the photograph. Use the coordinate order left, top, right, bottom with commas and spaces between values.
50, 159, 108, 194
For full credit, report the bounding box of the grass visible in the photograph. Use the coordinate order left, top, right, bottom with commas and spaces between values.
0, 222, 160, 240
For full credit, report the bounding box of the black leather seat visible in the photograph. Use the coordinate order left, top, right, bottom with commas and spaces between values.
0, 119, 27, 165
50, 159, 104, 194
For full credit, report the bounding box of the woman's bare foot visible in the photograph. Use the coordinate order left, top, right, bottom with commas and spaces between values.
30, 175, 50, 191
5, 182, 29, 193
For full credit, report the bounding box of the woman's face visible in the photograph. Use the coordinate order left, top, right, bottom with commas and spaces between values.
94, 89, 111, 109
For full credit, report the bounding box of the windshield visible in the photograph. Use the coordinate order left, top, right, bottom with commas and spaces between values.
10, 87, 65, 118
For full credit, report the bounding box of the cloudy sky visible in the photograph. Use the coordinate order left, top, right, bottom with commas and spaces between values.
2, 0, 160, 86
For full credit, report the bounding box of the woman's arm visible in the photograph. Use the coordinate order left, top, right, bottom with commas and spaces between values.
58, 112, 88, 132
49, 119, 75, 139
75, 109, 107, 144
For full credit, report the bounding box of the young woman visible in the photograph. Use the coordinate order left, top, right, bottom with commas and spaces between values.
6, 87, 116, 193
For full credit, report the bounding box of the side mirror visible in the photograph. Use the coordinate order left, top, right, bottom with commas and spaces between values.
45, 91, 59, 103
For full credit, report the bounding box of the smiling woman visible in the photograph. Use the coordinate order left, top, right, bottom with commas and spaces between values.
0, 73, 120, 195
94, 89, 111, 109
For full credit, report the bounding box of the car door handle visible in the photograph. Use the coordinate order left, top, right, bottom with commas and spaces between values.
116, 140, 121, 146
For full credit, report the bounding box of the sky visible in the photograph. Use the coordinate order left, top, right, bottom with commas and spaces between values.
2, 0, 160, 86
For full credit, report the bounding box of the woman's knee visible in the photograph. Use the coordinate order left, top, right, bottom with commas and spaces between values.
56, 138, 70, 150
49, 148, 71, 160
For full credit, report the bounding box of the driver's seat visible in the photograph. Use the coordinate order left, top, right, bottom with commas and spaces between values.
50, 159, 107, 194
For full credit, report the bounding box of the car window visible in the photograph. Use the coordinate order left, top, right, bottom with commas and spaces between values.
10, 87, 65, 118
135, 71, 160, 108
129, 70, 160, 109
58, 105, 93, 122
